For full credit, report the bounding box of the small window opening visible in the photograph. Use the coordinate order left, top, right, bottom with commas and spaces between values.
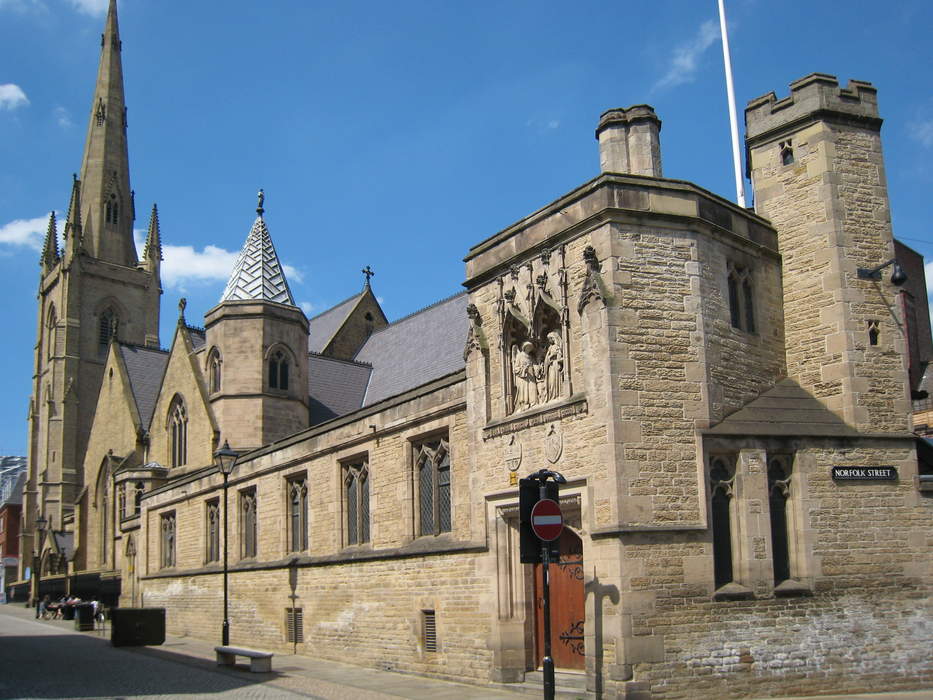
868, 320, 880, 346
768, 457, 793, 585
710, 457, 735, 589
422, 610, 437, 652
780, 140, 794, 166
269, 350, 289, 391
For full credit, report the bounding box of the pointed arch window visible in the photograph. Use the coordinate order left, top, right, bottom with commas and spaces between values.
727, 263, 756, 333
768, 456, 793, 585
206, 499, 220, 563
96, 459, 112, 567
134, 482, 144, 515
105, 193, 119, 225
46, 306, 57, 361
240, 487, 258, 559
99, 308, 118, 355
288, 476, 308, 552
709, 456, 736, 590
168, 395, 188, 468
269, 349, 289, 391
344, 460, 369, 546
208, 349, 222, 394
160, 512, 176, 569
416, 437, 451, 536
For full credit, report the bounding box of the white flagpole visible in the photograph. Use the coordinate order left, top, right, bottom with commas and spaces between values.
718, 0, 747, 208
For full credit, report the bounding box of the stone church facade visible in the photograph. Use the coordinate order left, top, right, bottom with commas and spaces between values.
17, 3, 933, 698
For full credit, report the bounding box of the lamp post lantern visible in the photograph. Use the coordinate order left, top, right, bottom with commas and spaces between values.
33, 514, 47, 618
214, 441, 238, 646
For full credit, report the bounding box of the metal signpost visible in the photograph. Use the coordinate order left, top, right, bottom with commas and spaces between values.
520, 469, 566, 700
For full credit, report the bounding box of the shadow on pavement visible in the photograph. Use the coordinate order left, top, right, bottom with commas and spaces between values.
0, 633, 278, 699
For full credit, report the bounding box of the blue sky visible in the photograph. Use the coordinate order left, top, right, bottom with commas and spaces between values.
1, 0, 931, 455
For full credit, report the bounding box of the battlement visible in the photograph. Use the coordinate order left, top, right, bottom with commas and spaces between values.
745, 73, 881, 145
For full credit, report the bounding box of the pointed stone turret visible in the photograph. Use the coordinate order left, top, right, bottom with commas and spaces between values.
143, 203, 163, 271
77, 0, 136, 267
62, 174, 82, 260
220, 190, 297, 306
205, 189, 309, 448
41, 211, 60, 273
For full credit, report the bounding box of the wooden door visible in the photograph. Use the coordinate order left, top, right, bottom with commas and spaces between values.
534, 528, 584, 670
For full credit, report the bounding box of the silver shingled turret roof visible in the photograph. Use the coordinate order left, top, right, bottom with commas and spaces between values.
220, 190, 296, 306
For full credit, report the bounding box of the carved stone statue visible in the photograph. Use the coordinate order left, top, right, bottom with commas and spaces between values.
512, 341, 539, 412
543, 331, 563, 401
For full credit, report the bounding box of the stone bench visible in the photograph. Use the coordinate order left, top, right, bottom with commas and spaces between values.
214, 645, 274, 673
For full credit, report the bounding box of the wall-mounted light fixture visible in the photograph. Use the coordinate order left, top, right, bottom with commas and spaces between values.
857, 258, 908, 286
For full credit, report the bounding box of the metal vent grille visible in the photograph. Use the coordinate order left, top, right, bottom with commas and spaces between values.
422, 610, 437, 652
286, 607, 304, 643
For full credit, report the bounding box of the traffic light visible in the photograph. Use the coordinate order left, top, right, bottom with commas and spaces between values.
518, 477, 560, 563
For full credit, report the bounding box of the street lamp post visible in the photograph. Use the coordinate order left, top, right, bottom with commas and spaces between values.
214, 441, 238, 646
33, 515, 47, 618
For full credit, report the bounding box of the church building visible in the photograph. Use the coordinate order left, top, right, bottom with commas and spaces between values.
16, 3, 933, 698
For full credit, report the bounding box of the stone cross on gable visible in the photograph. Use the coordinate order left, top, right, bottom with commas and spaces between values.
362, 265, 375, 287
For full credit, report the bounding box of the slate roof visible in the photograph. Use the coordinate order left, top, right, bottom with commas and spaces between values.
307, 354, 372, 425
705, 378, 860, 437
119, 344, 169, 429
3, 472, 25, 506
354, 292, 468, 406
307, 293, 363, 353
220, 215, 296, 306
188, 326, 206, 350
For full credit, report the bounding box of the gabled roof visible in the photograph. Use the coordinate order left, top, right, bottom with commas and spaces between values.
705, 378, 860, 437
307, 293, 363, 353
354, 292, 468, 406
220, 214, 296, 306
307, 354, 372, 425
119, 344, 169, 429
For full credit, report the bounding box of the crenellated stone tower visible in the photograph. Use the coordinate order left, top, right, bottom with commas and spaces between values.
21, 0, 162, 581
745, 73, 911, 432
204, 193, 309, 450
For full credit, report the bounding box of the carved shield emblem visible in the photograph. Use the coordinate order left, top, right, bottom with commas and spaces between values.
545, 424, 563, 464
505, 435, 522, 472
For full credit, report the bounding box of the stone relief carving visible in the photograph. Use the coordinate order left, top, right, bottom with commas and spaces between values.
498, 244, 572, 415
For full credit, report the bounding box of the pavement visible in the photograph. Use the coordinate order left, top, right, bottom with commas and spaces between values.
1, 602, 931, 700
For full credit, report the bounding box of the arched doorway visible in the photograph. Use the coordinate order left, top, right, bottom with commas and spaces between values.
534, 528, 584, 670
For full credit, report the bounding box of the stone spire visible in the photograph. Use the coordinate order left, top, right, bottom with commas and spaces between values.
76, 0, 136, 267
220, 191, 297, 306
41, 211, 60, 273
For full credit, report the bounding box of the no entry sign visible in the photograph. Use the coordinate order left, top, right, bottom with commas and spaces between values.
531, 498, 563, 541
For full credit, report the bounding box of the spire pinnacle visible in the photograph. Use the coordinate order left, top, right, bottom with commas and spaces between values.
41, 211, 60, 271
143, 203, 163, 262
256, 188, 265, 217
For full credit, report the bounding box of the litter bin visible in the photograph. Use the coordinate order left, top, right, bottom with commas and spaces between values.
62, 605, 75, 620
75, 603, 95, 631
110, 608, 165, 647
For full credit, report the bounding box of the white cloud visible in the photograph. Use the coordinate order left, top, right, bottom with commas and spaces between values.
0, 84, 29, 111
925, 261, 933, 295
299, 301, 316, 316
162, 244, 238, 290
283, 264, 303, 284
525, 117, 560, 135
65, 0, 107, 15
653, 20, 720, 91
54, 106, 72, 128
910, 119, 933, 148
0, 214, 49, 251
